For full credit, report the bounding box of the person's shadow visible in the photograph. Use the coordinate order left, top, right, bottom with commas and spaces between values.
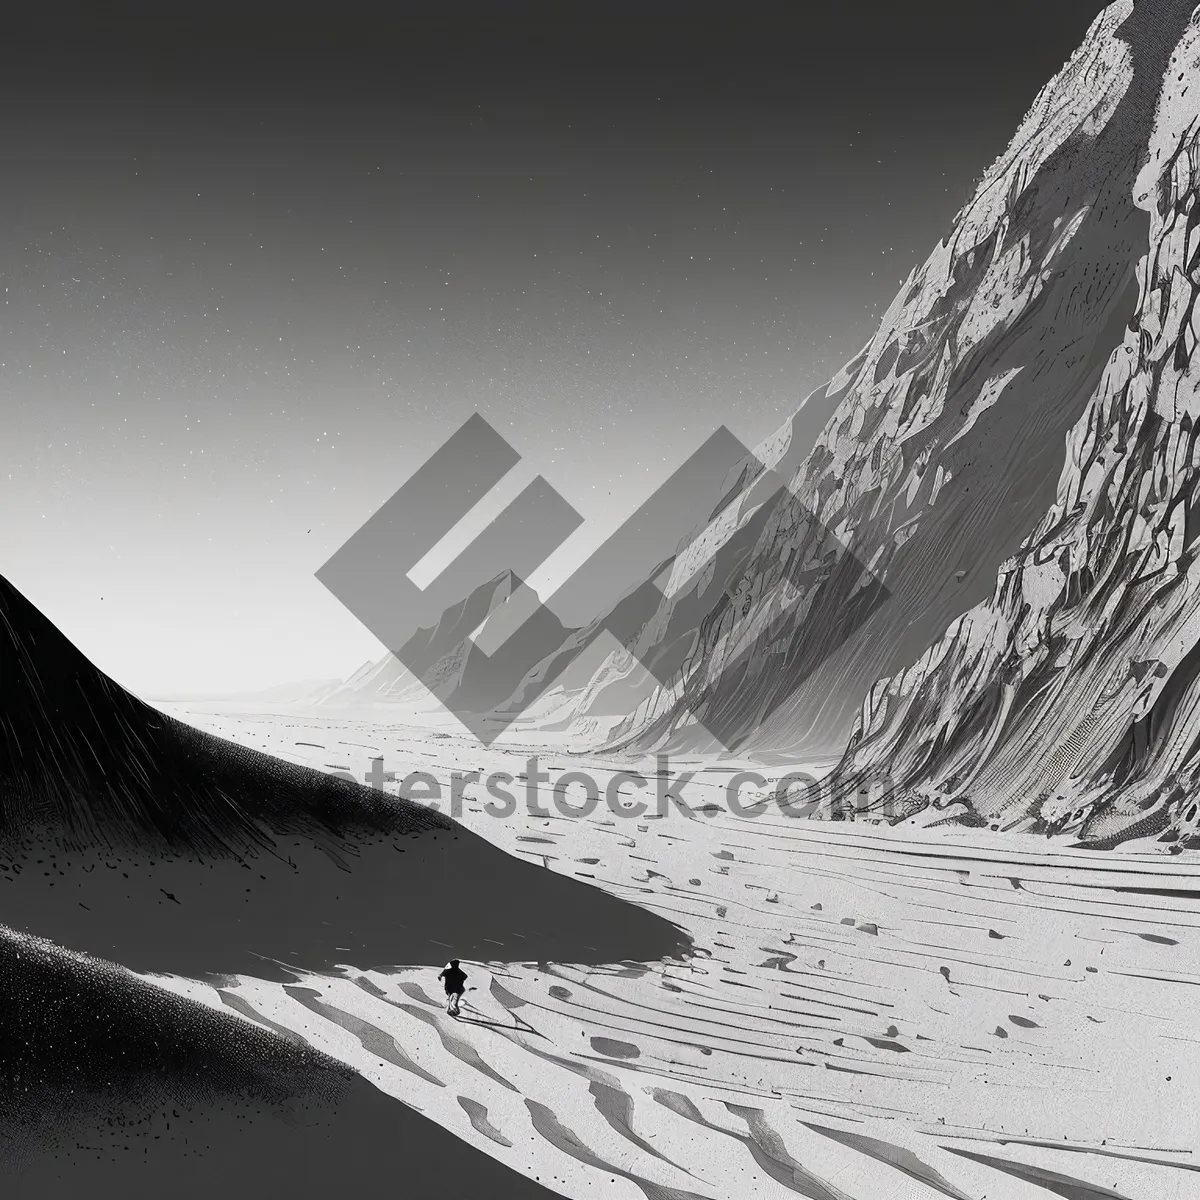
452, 999, 545, 1039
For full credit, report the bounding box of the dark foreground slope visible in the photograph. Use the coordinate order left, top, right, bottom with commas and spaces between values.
0, 930, 558, 1200
0, 575, 686, 976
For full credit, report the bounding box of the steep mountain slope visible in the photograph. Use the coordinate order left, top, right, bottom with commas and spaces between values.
825, 10, 1200, 847
0, 574, 686, 975
560, 1, 1200, 759
0, 577, 445, 854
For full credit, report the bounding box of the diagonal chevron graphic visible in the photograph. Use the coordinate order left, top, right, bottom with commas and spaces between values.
318, 414, 890, 748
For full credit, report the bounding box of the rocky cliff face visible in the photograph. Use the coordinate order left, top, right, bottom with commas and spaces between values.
826, 6, 1200, 847
574, 1, 1200, 765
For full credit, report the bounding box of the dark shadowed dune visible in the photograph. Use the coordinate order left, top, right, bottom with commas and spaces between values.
0, 574, 687, 977
0, 930, 560, 1199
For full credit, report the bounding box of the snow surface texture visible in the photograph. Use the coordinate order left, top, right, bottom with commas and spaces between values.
153, 708, 1200, 1200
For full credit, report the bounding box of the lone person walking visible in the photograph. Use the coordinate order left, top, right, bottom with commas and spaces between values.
439, 959, 468, 1016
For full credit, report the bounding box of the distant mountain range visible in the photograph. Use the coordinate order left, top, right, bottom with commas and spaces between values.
309, 568, 569, 716
152, 677, 344, 706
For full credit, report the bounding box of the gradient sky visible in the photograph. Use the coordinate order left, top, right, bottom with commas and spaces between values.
0, 1, 1109, 696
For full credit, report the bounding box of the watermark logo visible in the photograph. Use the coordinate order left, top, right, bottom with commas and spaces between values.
329, 753, 902, 824
317, 414, 889, 748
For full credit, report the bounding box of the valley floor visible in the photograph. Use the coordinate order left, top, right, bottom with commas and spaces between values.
153, 706, 1200, 1200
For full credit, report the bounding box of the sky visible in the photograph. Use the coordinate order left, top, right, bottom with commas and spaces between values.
0, 1, 1109, 696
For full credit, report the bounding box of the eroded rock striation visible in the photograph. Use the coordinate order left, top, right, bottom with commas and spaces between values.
582, 2, 1198, 760
828, 5, 1200, 846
